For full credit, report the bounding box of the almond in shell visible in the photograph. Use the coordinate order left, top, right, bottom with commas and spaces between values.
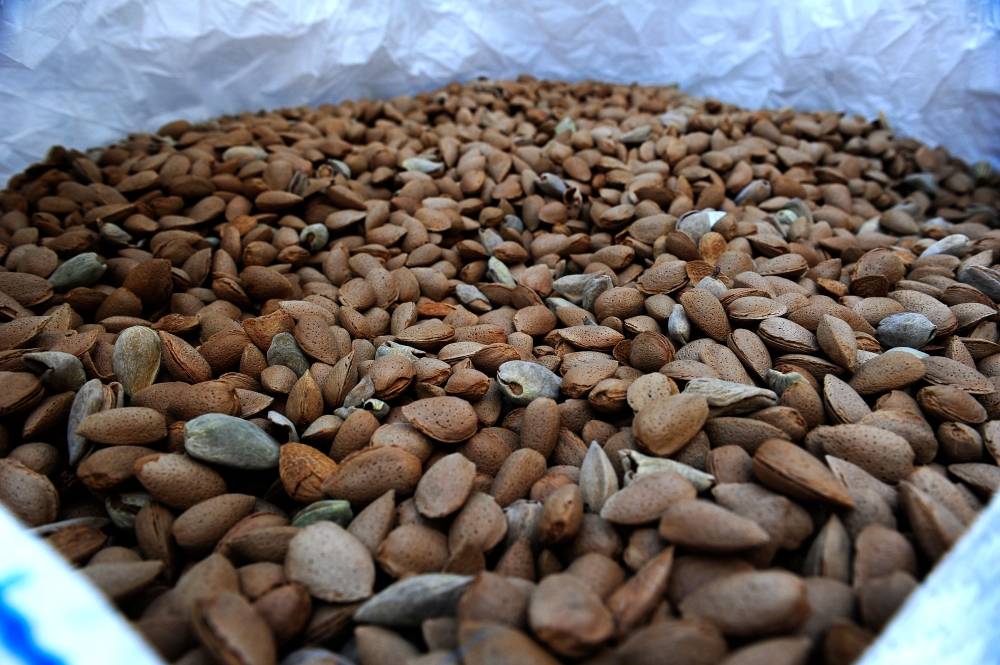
632, 394, 708, 456
752, 439, 855, 508
402, 396, 479, 443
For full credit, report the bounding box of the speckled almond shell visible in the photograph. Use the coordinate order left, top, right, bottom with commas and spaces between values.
449, 491, 508, 552
752, 439, 854, 508
788, 303, 877, 336
76, 445, 158, 492
805, 424, 915, 484
680, 290, 731, 342
849, 352, 926, 395
916, 385, 988, 424
637, 260, 688, 294
600, 471, 696, 525
172, 493, 257, 554
280, 443, 338, 503
559, 325, 626, 351
757, 318, 820, 354
632, 394, 709, 456
321, 445, 423, 507
702, 417, 790, 455
816, 314, 857, 372
922, 355, 994, 393
489, 448, 547, 508
823, 374, 871, 425
0, 458, 59, 527
159, 330, 213, 384
402, 396, 479, 443
520, 398, 560, 458
285, 522, 375, 603
134, 452, 228, 511
395, 321, 456, 351
376, 524, 450, 578
75, 406, 166, 445
415, 453, 476, 519
658, 500, 770, 553
727, 329, 773, 379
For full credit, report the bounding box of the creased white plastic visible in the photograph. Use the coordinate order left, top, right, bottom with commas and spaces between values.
0, 0, 998, 182
0, 504, 165, 665
0, 0, 1000, 180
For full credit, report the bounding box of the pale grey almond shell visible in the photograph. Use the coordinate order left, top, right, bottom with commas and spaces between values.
268, 332, 310, 377
184, 413, 281, 469
878, 313, 937, 349
49, 252, 106, 292
497, 360, 561, 405
353, 573, 473, 626
552, 273, 596, 303
24, 351, 86, 393
67, 379, 107, 464
668, 303, 691, 345
487, 257, 516, 286
620, 449, 715, 491
579, 442, 618, 513
113, 326, 161, 397
291, 500, 354, 528
764, 370, 806, 396
682, 378, 777, 412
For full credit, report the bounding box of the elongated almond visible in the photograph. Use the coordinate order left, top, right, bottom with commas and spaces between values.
600, 472, 696, 524
680, 570, 809, 637
752, 439, 854, 507
805, 424, 914, 484
76, 406, 166, 445
322, 445, 422, 507
415, 452, 476, 519
658, 500, 770, 553
849, 352, 926, 395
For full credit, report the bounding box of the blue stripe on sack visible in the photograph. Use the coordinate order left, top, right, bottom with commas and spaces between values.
0, 573, 66, 665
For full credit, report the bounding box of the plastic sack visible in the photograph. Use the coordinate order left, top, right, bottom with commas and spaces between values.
0, 0, 998, 183
0, 505, 163, 665
0, 2, 999, 664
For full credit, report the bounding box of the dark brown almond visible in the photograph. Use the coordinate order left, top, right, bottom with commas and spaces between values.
134, 453, 228, 510
528, 573, 614, 657
752, 439, 855, 507
0, 458, 59, 526
192, 590, 277, 665
173, 493, 257, 554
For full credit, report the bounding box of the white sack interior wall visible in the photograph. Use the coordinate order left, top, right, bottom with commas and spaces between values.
0, 0, 998, 184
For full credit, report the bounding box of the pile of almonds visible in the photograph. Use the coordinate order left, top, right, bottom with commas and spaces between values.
1, 76, 999, 665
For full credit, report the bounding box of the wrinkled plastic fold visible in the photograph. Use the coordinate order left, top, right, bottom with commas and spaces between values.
0, 0, 998, 183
